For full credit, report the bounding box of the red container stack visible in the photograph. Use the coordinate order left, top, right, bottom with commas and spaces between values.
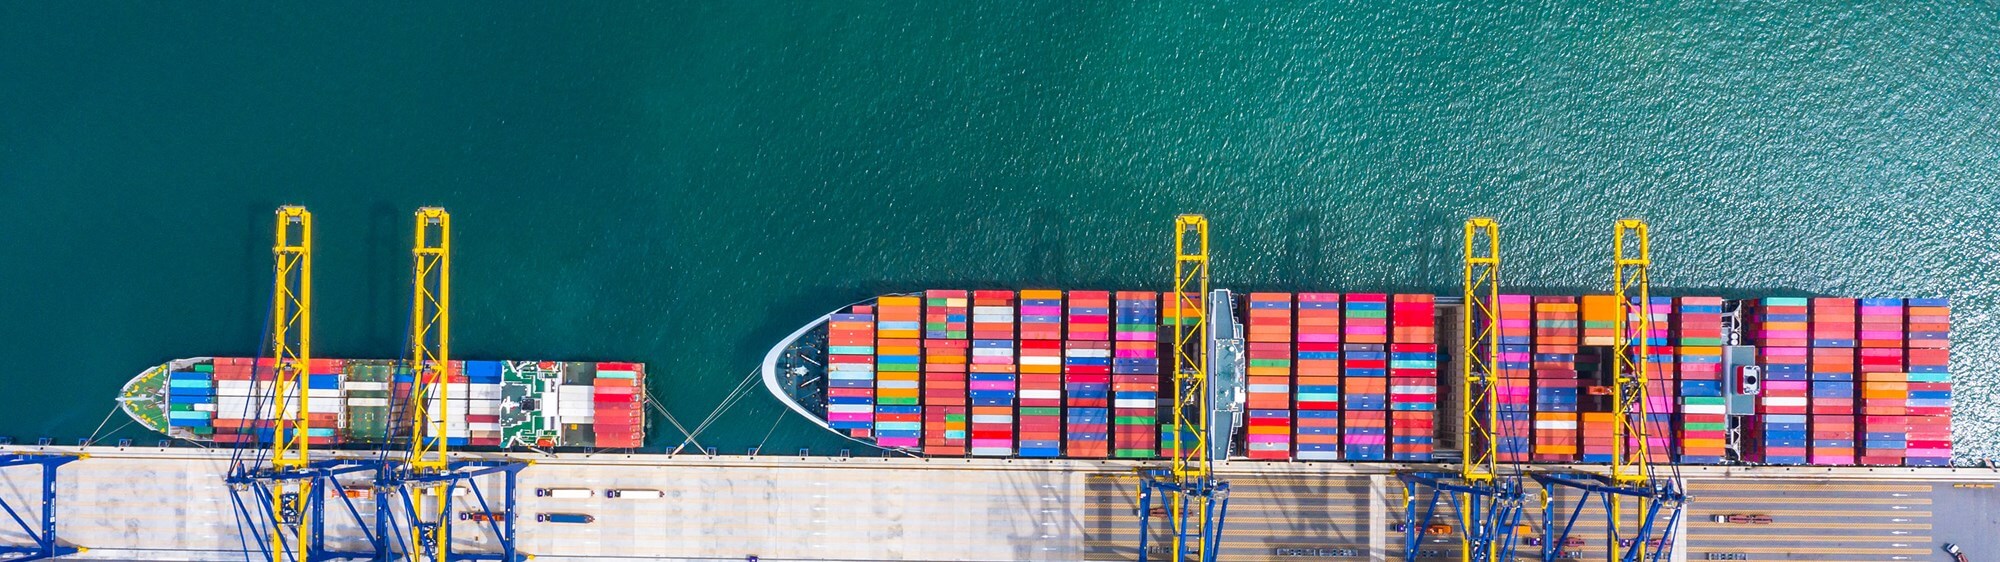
1244, 293, 1294, 460
922, 290, 970, 456
1857, 299, 1906, 465
591, 362, 645, 448
1808, 298, 1857, 465
1293, 293, 1341, 460
1388, 294, 1437, 462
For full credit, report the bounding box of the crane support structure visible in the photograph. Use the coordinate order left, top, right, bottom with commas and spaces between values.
1400, 218, 1524, 562
1169, 214, 1210, 482
0, 453, 83, 561
373, 208, 527, 562
1533, 219, 1686, 562
410, 207, 451, 472
1138, 214, 1230, 562
1462, 218, 1503, 485
404, 207, 454, 561
268, 205, 316, 562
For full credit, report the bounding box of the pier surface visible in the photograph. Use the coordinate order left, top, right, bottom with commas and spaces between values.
0, 445, 1994, 561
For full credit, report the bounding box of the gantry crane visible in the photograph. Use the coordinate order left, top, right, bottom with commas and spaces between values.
1400, 218, 1527, 562
1532, 219, 1687, 562
1137, 214, 1231, 562
376, 208, 527, 562
0, 453, 83, 560
226, 206, 379, 562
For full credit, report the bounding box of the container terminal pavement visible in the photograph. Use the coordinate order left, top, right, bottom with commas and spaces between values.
0, 445, 1993, 562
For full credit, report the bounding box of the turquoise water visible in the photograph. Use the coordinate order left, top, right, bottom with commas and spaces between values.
1, 3, 1994, 463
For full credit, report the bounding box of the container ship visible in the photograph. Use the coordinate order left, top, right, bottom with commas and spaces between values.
119, 357, 648, 449
763, 290, 1953, 466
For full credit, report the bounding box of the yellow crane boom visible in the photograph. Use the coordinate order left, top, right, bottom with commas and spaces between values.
1460, 218, 1501, 485
269, 205, 313, 562
1609, 218, 1655, 560
407, 207, 452, 560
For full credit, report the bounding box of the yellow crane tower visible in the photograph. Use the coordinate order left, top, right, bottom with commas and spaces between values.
268, 205, 314, 562
1137, 214, 1230, 562
406, 207, 452, 560
1169, 214, 1210, 486
375, 208, 528, 562
1400, 218, 1524, 562
1534, 219, 1686, 562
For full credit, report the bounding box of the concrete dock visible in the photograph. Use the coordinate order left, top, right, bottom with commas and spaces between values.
0, 445, 1994, 561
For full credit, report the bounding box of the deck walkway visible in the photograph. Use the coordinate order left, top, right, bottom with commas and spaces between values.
0, 445, 1994, 561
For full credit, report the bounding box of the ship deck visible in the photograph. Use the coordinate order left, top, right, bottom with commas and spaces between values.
3, 444, 1994, 561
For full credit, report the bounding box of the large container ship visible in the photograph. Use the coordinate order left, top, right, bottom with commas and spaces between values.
764, 291, 1954, 467
119, 357, 647, 449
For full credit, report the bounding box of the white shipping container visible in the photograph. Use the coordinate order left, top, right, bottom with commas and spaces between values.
1019, 389, 1060, 400
877, 380, 918, 389
1019, 356, 1061, 366
344, 382, 388, 392
349, 397, 391, 408
970, 414, 1012, 424
193, 403, 216, 412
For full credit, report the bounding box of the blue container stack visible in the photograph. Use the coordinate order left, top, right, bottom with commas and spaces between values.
167, 370, 216, 429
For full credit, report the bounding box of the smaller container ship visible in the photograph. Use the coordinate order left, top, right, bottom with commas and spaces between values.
119, 357, 647, 450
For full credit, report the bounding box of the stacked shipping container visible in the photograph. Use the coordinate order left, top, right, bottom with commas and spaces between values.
1389, 294, 1437, 461
1158, 293, 1204, 459
1244, 293, 1293, 460
1494, 295, 1533, 463
1675, 297, 1726, 464
1342, 294, 1388, 461
874, 296, 924, 449
970, 291, 1018, 457
1064, 291, 1113, 458
1532, 297, 1579, 463
1113, 292, 1161, 458
1753, 298, 1811, 465
1808, 298, 1858, 466
1857, 298, 1907, 465
592, 362, 645, 448
826, 306, 876, 438
1017, 290, 1065, 458
922, 290, 970, 456
1294, 293, 1342, 460
1905, 298, 1951, 466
